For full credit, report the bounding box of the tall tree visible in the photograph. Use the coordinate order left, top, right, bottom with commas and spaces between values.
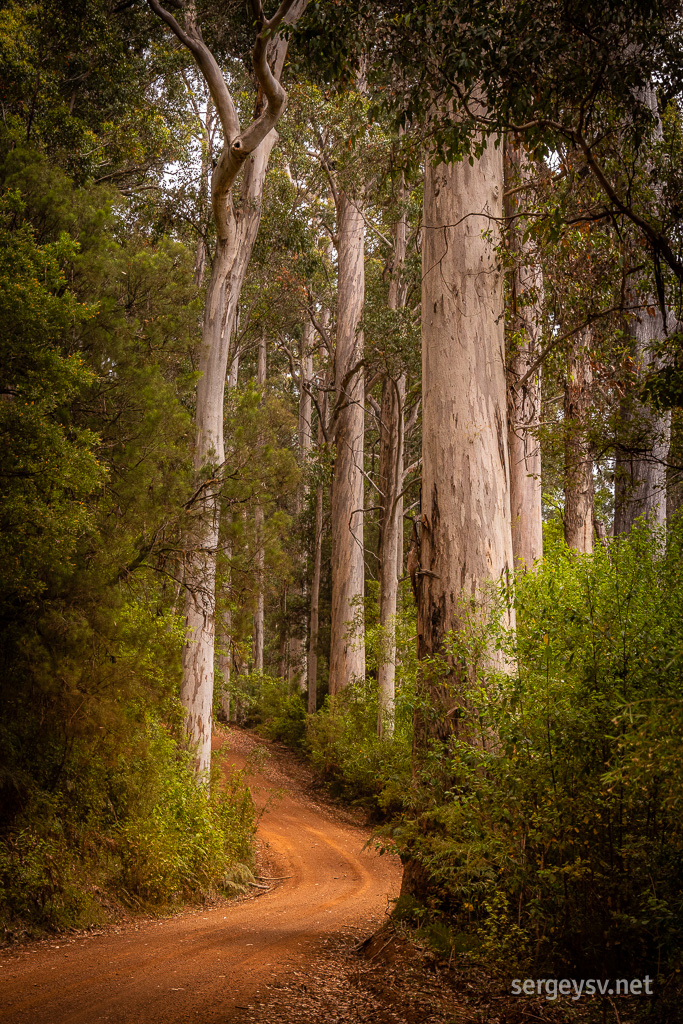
328, 191, 366, 694
377, 190, 408, 737
563, 331, 594, 553
252, 333, 268, 674
147, 0, 304, 773
504, 139, 544, 568
416, 136, 514, 745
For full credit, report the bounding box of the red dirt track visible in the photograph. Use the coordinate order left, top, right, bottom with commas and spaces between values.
0, 729, 402, 1023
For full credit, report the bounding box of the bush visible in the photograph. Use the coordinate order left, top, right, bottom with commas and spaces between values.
382, 519, 683, 988
0, 714, 255, 935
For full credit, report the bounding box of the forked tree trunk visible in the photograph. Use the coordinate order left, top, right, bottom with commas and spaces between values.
377, 198, 408, 738
290, 319, 314, 686
416, 141, 514, 748
329, 192, 366, 694
504, 139, 543, 569
150, 0, 304, 776
252, 333, 267, 674
564, 331, 594, 552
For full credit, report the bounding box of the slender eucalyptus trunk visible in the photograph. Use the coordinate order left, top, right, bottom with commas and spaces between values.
564, 331, 594, 553
252, 333, 267, 674
217, 348, 239, 723
290, 319, 314, 687
416, 142, 514, 748
504, 139, 543, 568
307, 378, 328, 714
377, 199, 407, 738
329, 192, 366, 694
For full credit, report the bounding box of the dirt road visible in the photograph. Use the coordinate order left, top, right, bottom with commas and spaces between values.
0, 730, 402, 1024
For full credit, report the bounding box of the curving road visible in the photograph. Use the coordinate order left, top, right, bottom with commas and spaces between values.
0, 730, 402, 1023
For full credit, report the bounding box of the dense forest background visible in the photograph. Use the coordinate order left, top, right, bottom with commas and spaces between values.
2, 1, 683, 1019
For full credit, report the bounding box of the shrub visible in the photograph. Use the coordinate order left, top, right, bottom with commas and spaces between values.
382, 518, 683, 987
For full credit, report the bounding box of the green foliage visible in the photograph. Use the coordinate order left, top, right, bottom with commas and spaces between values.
230, 674, 308, 749
382, 521, 683, 983
0, 714, 255, 934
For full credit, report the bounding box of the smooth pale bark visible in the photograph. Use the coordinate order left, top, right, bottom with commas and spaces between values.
217, 348, 240, 723
614, 83, 670, 534
416, 142, 514, 747
504, 140, 543, 568
252, 333, 267, 674
614, 307, 670, 533
377, 200, 408, 739
290, 319, 314, 687
564, 331, 594, 553
150, 0, 304, 775
667, 408, 683, 523
307, 374, 328, 714
329, 192, 366, 695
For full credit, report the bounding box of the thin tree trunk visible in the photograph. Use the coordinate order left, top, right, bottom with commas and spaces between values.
504, 139, 543, 568
377, 195, 408, 738
217, 346, 239, 723
252, 332, 267, 674
307, 374, 328, 714
564, 330, 594, 552
329, 192, 366, 695
290, 318, 314, 687
415, 141, 514, 748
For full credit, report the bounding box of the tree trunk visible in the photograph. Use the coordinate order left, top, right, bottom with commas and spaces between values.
329, 192, 366, 695
377, 198, 408, 738
564, 331, 594, 553
416, 142, 514, 747
181, 175, 269, 772
614, 307, 670, 533
504, 139, 543, 569
217, 347, 240, 723
290, 318, 314, 687
252, 332, 267, 674
307, 374, 328, 714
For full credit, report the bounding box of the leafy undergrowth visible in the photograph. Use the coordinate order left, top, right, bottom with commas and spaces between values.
0, 719, 256, 942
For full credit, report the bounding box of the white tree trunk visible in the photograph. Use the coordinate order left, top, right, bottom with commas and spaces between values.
564, 331, 594, 553
504, 139, 543, 569
181, 140, 277, 775
416, 142, 514, 746
614, 308, 670, 533
290, 319, 314, 687
329, 192, 366, 695
252, 333, 267, 674
377, 200, 408, 738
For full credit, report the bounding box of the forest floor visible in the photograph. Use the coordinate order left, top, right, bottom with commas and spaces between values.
0, 728, 628, 1024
